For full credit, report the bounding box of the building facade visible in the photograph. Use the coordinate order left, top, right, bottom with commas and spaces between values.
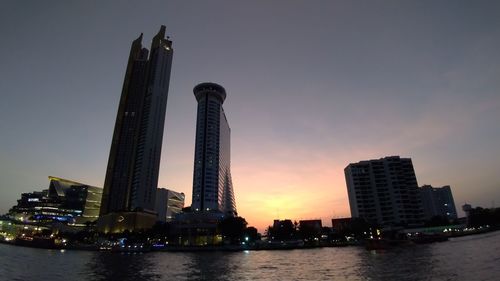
191, 82, 236, 216
345, 156, 424, 227
100, 26, 173, 218
155, 188, 185, 222
420, 185, 458, 221
9, 176, 102, 226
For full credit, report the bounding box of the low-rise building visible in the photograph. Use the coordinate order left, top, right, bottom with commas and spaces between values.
331, 218, 353, 233
9, 176, 102, 226
299, 219, 322, 240
155, 188, 185, 222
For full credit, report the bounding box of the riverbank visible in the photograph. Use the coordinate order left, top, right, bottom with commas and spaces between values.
2, 227, 498, 253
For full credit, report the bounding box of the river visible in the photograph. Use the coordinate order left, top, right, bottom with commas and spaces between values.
1, 231, 499, 281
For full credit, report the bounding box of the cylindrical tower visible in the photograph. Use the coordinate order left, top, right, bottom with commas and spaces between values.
193, 82, 227, 103
191, 83, 236, 216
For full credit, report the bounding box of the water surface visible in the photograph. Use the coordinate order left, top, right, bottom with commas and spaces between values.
1, 231, 499, 280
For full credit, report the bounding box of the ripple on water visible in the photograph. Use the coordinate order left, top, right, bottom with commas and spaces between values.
1, 232, 500, 281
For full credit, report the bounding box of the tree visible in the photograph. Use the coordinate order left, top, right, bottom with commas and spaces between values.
265, 226, 274, 239
274, 220, 296, 241
243, 226, 260, 242
218, 216, 248, 244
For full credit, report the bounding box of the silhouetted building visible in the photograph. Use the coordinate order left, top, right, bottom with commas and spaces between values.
171, 211, 224, 246
419, 185, 458, 221
299, 220, 322, 231
462, 203, 472, 213
98, 26, 173, 233
462, 203, 472, 225
345, 156, 424, 227
9, 176, 102, 226
299, 220, 322, 239
270, 219, 296, 240
191, 82, 236, 216
331, 218, 352, 233
463, 205, 500, 228
155, 188, 185, 222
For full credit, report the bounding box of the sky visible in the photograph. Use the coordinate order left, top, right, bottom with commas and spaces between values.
0, 0, 499, 232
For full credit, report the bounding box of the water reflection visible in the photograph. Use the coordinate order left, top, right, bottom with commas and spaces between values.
87, 252, 160, 281
357, 246, 435, 281
184, 252, 243, 281
2, 232, 500, 281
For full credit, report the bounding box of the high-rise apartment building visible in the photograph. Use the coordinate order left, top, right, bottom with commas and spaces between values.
155, 188, 185, 222
98, 26, 173, 233
345, 156, 424, 227
191, 83, 236, 216
420, 185, 458, 221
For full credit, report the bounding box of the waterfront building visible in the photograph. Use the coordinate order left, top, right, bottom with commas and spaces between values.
419, 185, 458, 221
9, 176, 102, 226
191, 82, 236, 216
344, 156, 424, 227
98, 26, 173, 233
299, 220, 323, 239
171, 211, 224, 246
331, 218, 352, 233
155, 188, 185, 222
299, 220, 322, 232
169, 83, 237, 244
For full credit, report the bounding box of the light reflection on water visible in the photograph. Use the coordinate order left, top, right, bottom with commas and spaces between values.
1, 231, 499, 281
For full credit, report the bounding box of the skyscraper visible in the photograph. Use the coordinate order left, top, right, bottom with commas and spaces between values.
345, 156, 424, 227
98, 26, 173, 232
191, 83, 236, 216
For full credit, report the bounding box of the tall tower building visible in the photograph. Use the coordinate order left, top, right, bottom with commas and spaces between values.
345, 156, 424, 227
191, 83, 236, 216
98, 26, 173, 232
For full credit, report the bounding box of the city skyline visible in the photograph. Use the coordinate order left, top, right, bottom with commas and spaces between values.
1, 1, 500, 232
